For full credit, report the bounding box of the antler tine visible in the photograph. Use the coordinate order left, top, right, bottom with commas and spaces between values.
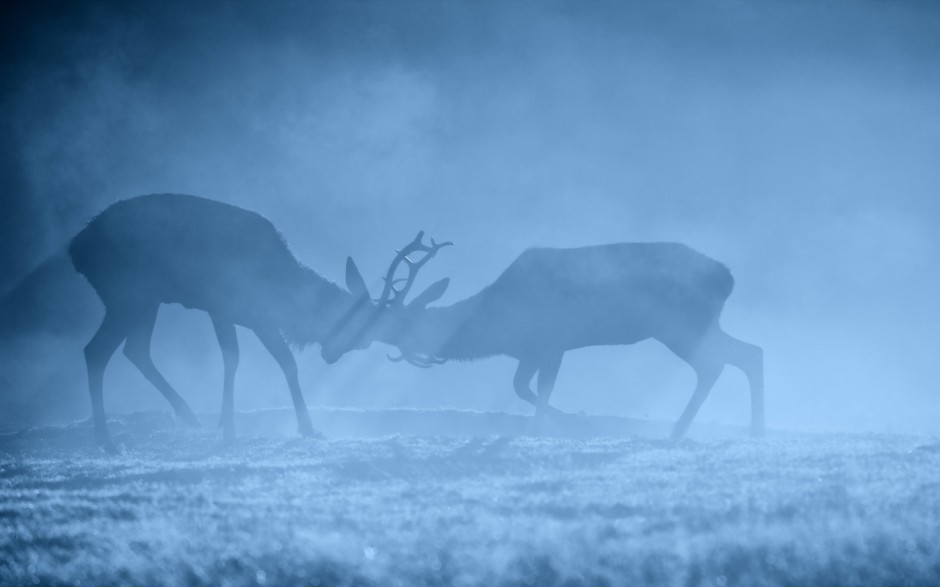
377, 231, 453, 306
378, 231, 423, 305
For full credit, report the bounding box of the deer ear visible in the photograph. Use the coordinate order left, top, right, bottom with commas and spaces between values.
409, 278, 450, 309
346, 257, 370, 299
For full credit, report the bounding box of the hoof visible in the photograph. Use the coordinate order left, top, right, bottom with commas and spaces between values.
299, 426, 324, 440
98, 439, 120, 455
176, 408, 201, 428
219, 416, 236, 442
535, 404, 566, 418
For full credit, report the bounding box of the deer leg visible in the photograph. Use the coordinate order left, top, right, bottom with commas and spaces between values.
716, 330, 765, 437
512, 359, 540, 410
211, 316, 239, 442
535, 352, 564, 417
122, 305, 200, 427
83, 310, 129, 452
254, 328, 317, 437
670, 354, 723, 441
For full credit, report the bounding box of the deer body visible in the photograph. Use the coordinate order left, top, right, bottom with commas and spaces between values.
414, 244, 731, 359
70, 193, 363, 451
335, 238, 764, 440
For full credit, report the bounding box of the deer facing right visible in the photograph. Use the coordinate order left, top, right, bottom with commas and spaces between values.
70, 193, 375, 452
329, 234, 764, 440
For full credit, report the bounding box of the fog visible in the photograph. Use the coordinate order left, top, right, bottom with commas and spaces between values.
2, 0, 939, 435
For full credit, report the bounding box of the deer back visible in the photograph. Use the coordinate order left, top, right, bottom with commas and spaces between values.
439, 243, 734, 358
70, 193, 343, 337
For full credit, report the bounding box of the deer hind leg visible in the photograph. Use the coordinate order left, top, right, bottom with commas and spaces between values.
669, 341, 724, 441
84, 309, 131, 451
715, 329, 764, 437
211, 316, 239, 442
122, 304, 200, 427
254, 327, 316, 437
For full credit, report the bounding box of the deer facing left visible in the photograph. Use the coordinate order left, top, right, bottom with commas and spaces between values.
69, 193, 372, 452
325, 233, 764, 440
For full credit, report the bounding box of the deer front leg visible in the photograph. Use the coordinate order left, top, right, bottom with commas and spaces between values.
512, 359, 539, 409
211, 316, 239, 443
83, 310, 128, 453
255, 327, 317, 438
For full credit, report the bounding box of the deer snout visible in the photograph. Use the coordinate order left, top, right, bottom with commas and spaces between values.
321, 340, 372, 364
321, 348, 342, 364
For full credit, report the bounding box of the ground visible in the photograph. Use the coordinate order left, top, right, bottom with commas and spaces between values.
1, 409, 939, 586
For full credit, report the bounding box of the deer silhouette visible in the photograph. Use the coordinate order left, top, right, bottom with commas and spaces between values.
70, 193, 372, 451
328, 233, 764, 440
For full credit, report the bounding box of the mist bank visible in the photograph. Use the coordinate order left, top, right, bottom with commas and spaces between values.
1, 0, 939, 434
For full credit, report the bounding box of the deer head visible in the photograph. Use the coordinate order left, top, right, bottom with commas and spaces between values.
319, 231, 452, 365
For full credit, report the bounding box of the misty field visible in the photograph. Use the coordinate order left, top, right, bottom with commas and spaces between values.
2, 410, 940, 587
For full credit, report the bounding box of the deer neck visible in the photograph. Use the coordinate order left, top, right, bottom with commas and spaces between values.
282, 269, 352, 346
400, 298, 489, 361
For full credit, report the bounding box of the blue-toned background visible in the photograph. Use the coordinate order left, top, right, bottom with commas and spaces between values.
1, 0, 938, 433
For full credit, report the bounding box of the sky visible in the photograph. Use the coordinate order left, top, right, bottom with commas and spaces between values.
1, 0, 939, 434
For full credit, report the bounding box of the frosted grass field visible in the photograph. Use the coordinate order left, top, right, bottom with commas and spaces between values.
2, 409, 940, 586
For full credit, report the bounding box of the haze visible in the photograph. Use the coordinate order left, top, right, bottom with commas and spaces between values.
1, 0, 938, 434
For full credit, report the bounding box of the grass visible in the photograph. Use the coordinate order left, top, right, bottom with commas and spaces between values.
1, 410, 939, 586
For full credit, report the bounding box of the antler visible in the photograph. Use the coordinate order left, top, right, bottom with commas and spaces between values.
378, 231, 453, 307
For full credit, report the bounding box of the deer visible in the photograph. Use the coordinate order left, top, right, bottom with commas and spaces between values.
326, 233, 764, 440
69, 193, 375, 452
